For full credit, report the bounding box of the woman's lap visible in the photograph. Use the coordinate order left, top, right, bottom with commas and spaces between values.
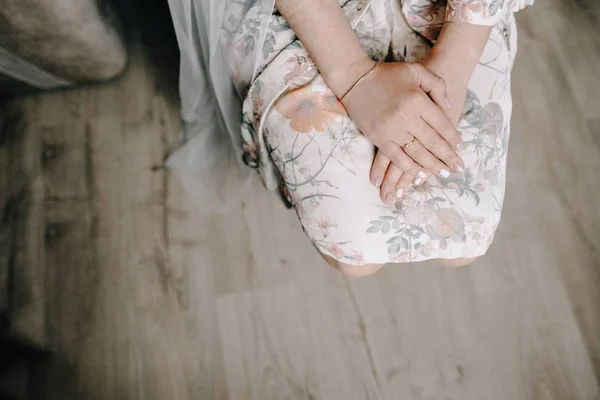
242, 4, 518, 265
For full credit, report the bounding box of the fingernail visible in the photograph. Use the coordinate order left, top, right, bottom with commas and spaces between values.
414, 177, 423, 185
456, 142, 464, 151
418, 170, 427, 178
445, 96, 452, 109
440, 169, 450, 178
455, 162, 465, 173
374, 177, 382, 187
396, 188, 404, 198
385, 193, 394, 204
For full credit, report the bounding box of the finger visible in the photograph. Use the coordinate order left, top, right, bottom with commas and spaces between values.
380, 164, 404, 204
397, 163, 428, 190
421, 169, 433, 181
400, 168, 433, 189
422, 98, 464, 152
401, 137, 455, 179
370, 151, 390, 188
413, 117, 465, 173
377, 143, 422, 179
408, 63, 452, 111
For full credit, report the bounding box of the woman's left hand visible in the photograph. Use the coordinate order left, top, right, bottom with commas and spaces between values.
372, 56, 469, 204
421, 55, 469, 126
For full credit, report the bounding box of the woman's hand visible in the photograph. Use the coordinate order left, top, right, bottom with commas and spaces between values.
371, 58, 469, 204
420, 55, 469, 125
372, 22, 492, 204
340, 59, 465, 194
274, 0, 487, 205
372, 61, 468, 204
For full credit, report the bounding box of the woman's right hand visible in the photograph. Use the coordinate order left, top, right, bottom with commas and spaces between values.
338, 59, 464, 191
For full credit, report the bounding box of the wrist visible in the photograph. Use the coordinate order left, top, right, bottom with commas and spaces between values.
321, 54, 376, 99
420, 52, 472, 87
425, 21, 492, 82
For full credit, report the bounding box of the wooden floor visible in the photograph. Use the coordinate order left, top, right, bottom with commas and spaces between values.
4, 0, 600, 398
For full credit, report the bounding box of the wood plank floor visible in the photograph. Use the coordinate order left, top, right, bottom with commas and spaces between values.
5, 0, 600, 398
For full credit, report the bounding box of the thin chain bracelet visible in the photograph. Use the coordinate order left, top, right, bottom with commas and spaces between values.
339, 60, 383, 104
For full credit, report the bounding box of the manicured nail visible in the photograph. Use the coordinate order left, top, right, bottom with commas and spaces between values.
396, 188, 404, 198
374, 177, 382, 187
455, 162, 465, 173
445, 96, 452, 109
414, 177, 423, 185
418, 170, 427, 178
385, 193, 394, 204
456, 142, 464, 151
440, 169, 450, 178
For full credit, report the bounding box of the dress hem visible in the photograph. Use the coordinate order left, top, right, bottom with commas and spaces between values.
317, 246, 491, 267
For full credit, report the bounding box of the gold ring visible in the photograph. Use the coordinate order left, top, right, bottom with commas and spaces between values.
402, 137, 416, 149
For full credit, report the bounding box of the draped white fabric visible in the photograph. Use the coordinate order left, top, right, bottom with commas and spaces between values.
165, 0, 275, 208
164, 0, 532, 210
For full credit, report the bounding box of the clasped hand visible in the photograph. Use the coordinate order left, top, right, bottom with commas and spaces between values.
341, 60, 464, 204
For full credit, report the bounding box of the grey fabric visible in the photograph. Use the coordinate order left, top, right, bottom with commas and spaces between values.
0, 46, 70, 90
0, 0, 127, 91
166, 0, 249, 210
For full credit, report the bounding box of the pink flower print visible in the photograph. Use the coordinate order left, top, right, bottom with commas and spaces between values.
391, 250, 411, 263
432, 209, 465, 239
351, 250, 366, 264
405, 11, 421, 26
274, 88, 346, 133
418, 3, 444, 20
327, 241, 345, 259
253, 96, 264, 120
288, 191, 306, 220
316, 217, 337, 236
420, 241, 438, 258
446, 0, 489, 21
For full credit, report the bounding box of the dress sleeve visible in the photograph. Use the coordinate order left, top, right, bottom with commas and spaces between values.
445, 0, 535, 26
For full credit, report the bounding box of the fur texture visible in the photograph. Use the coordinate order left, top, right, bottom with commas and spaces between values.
0, 0, 127, 83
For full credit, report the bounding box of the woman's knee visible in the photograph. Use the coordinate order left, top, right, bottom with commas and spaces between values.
322, 253, 384, 277
339, 262, 385, 277
436, 256, 480, 268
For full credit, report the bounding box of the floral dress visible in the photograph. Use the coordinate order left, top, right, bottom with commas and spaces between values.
222, 0, 534, 265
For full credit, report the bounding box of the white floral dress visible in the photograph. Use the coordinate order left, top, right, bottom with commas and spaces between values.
223, 0, 534, 265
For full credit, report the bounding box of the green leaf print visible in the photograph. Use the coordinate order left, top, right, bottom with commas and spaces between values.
382, 223, 391, 234
388, 243, 401, 256
489, 0, 505, 16
387, 236, 400, 244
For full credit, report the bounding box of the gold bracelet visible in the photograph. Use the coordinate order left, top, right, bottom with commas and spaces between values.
339, 60, 383, 104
